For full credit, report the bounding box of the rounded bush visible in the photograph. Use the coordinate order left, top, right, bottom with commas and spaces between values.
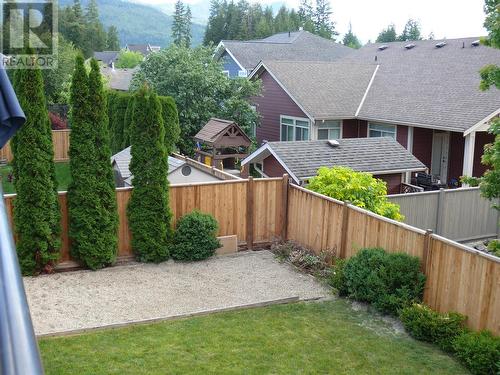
328, 258, 348, 296
171, 211, 220, 261
400, 303, 466, 352
452, 330, 500, 375
343, 248, 426, 315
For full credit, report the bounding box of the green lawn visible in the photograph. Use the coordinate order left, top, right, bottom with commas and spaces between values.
0, 162, 71, 194
39, 300, 467, 375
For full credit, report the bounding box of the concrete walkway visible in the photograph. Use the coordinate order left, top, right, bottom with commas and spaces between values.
24, 251, 329, 335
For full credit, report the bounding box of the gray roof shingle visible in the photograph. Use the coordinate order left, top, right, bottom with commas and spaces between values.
94, 51, 119, 64
246, 138, 426, 181
100, 67, 137, 91
221, 31, 353, 71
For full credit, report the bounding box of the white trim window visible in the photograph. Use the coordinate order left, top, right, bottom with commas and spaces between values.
280, 116, 310, 141
222, 70, 230, 77
317, 120, 341, 140
368, 122, 397, 139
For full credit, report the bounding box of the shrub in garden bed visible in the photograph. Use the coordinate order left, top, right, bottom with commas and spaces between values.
399, 303, 466, 352
452, 330, 500, 375
171, 211, 220, 261
340, 248, 426, 315
327, 258, 348, 296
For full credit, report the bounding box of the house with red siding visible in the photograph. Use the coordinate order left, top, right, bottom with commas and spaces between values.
249, 38, 500, 186
241, 138, 426, 194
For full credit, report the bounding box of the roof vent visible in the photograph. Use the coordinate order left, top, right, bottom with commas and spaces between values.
435, 41, 446, 48
328, 140, 339, 148
471, 40, 480, 47
378, 45, 388, 51
404, 43, 415, 50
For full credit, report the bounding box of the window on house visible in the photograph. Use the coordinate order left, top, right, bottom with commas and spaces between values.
368, 123, 396, 139
280, 116, 310, 141
238, 70, 247, 77
222, 70, 230, 77
317, 120, 341, 140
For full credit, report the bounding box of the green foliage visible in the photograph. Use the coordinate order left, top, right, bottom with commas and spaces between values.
328, 258, 348, 296
452, 330, 500, 375
108, 91, 131, 153
127, 86, 171, 263
343, 23, 361, 49
106, 25, 120, 50
115, 50, 143, 69
158, 96, 180, 153
11, 54, 61, 275
487, 239, 500, 256
397, 19, 422, 41
342, 248, 426, 315
400, 304, 467, 352
42, 35, 78, 104
307, 166, 404, 221
68, 55, 118, 270
376, 24, 397, 43
132, 45, 260, 155
171, 210, 220, 261
172, 0, 192, 47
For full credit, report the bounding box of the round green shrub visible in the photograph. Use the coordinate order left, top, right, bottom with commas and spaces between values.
171, 211, 221, 261
452, 330, 500, 375
328, 258, 348, 296
400, 303, 466, 352
343, 248, 426, 315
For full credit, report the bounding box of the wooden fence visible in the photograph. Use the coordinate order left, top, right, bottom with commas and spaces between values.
3, 176, 499, 334
388, 187, 499, 241
286, 184, 499, 334
0, 130, 70, 162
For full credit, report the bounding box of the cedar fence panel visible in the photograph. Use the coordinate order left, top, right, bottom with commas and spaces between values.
0, 130, 70, 163
286, 184, 499, 334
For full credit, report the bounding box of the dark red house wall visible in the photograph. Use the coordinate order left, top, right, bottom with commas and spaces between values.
396, 125, 408, 148
342, 119, 368, 138
263, 155, 287, 178
448, 132, 465, 183
412, 127, 433, 168
253, 71, 308, 144
473, 132, 495, 177
374, 173, 403, 195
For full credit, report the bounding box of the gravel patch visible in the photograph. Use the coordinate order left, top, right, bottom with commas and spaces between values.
24, 251, 329, 335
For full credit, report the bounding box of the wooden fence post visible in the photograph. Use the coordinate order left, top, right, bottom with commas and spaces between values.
281, 174, 289, 241
339, 201, 351, 259
246, 177, 254, 250
435, 188, 446, 235
421, 229, 433, 274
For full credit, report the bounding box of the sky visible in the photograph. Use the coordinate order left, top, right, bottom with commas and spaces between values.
132, 0, 488, 44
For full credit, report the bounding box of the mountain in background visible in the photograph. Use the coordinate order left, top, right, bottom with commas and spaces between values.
59, 0, 205, 48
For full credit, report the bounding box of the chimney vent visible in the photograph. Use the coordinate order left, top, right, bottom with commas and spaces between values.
435, 41, 447, 48
328, 140, 340, 147
471, 40, 480, 47
405, 43, 416, 50
378, 45, 388, 51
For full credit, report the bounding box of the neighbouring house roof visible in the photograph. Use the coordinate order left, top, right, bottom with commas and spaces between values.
250, 37, 500, 133
252, 60, 377, 120
242, 138, 426, 184
194, 118, 252, 147
125, 44, 159, 56
111, 146, 186, 185
100, 66, 137, 91
94, 51, 119, 65
217, 30, 353, 73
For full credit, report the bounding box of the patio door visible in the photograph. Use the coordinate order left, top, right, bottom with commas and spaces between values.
431, 131, 450, 183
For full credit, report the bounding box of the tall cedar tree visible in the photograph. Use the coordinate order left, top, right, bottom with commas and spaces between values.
158, 96, 180, 153
11, 56, 61, 275
68, 55, 117, 269
123, 95, 135, 149
128, 86, 171, 262
88, 58, 119, 264
172, 0, 192, 47
106, 26, 120, 50
110, 92, 131, 153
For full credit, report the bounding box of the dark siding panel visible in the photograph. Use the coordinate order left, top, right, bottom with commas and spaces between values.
374, 173, 402, 195
473, 132, 495, 177
396, 125, 408, 148
342, 119, 358, 138
448, 132, 465, 183
359, 120, 368, 137
253, 71, 308, 144
412, 127, 433, 168
263, 155, 287, 178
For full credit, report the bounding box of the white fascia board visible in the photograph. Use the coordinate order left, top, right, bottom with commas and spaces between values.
463, 108, 500, 136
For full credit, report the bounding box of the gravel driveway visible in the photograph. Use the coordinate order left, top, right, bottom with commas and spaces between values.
24, 251, 329, 335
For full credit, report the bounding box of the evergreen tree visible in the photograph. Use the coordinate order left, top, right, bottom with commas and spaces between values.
397, 19, 422, 41
106, 26, 120, 50
127, 86, 171, 263
376, 24, 397, 43
314, 0, 338, 40
68, 54, 117, 270
123, 95, 136, 148
298, 0, 315, 32
204, 0, 226, 45
158, 96, 180, 153
110, 92, 131, 153
172, 0, 191, 47
11, 53, 61, 275
343, 22, 361, 49
84, 0, 107, 55
184, 6, 192, 47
